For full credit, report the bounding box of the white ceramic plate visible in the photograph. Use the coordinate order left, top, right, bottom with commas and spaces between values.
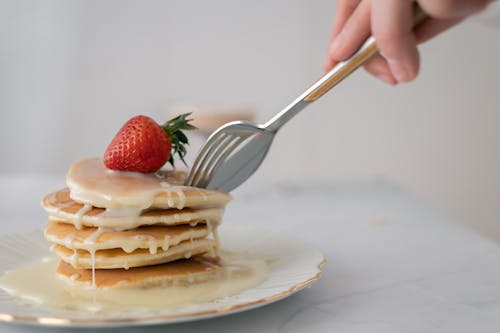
0, 224, 325, 328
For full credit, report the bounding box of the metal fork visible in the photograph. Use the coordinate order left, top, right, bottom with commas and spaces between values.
185, 6, 427, 192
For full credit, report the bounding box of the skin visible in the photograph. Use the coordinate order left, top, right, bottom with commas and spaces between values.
325, 0, 491, 84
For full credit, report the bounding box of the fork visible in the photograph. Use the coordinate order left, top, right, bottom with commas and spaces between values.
185, 6, 427, 192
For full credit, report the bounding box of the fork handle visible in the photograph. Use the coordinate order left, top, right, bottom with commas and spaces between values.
264, 4, 427, 132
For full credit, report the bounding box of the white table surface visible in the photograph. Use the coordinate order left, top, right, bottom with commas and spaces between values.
0, 175, 499, 333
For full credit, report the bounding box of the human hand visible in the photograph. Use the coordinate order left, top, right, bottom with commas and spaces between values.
325, 0, 491, 84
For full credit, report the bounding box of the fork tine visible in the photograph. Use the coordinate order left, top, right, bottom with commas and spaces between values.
191, 134, 235, 188
185, 132, 228, 186
188, 133, 234, 187
195, 135, 246, 188
196, 135, 248, 188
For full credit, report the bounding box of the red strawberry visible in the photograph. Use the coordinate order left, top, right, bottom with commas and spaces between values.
104, 114, 195, 173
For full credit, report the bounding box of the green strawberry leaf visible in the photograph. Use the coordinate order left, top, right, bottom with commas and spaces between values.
162, 113, 197, 168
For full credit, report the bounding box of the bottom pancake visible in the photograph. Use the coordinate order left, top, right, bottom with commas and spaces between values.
56, 256, 223, 289
52, 239, 216, 269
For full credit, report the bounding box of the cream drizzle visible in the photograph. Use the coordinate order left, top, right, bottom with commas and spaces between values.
96, 208, 143, 230
212, 226, 221, 254
159, 182, 190, 210
69, 250, 79, 267
63, 232, 77, 247
84, 227, 114, 245
205, 220, 220, 257
49, 195, 74, 210
89, 249, 96, 288
172, 188, 186, 209
83, 227, 116, 288
74, 204, 92, 230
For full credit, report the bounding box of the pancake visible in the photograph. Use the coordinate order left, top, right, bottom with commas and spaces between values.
42, 189, 224, 229
56, 256, 223, 289
41, 158, 231, 291
66, 158, 232, 210
44, 220, 212, 253
51, 239, 216, 269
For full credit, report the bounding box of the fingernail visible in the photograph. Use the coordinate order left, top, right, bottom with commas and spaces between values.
388, 59, 408, 83
324, 60, 333, 73
376, 73, 395, 85
329, 30, 346, 56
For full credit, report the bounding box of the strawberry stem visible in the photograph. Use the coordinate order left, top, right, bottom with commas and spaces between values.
162, 113, 197, 168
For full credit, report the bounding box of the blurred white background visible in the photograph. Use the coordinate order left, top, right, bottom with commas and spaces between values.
0, 1, 499, 242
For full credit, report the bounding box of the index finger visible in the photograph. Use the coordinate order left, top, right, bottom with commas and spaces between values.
325, 0, 362, 71
371, 0, 419, 83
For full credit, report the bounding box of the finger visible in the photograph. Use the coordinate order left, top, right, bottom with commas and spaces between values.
328, 0, 371, 62
324, 54, 338, 72
372, 0, 419, 83
363, 55, 398, 85
329, 0, 362, 42
419, 0, 490, 19
325, 0, 362, 71
414, 17, 462, 43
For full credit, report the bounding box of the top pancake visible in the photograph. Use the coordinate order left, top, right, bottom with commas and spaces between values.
66, 158, 231, 210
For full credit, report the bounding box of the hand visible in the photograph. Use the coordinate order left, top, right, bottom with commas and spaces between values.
325, 0, 490, 84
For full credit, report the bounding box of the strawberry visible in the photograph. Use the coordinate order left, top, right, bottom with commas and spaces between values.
103, 113, 196, 173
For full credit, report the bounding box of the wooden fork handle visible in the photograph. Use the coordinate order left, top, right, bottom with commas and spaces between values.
303, 4, 428, 102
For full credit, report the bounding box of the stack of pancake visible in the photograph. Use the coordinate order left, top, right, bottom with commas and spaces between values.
42, 158, 232, 289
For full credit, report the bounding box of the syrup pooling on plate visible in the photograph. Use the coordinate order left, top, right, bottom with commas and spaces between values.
0, 252, 270, 313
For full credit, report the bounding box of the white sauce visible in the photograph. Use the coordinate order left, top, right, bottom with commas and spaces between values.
0, 252, 270, 314
84, 227, 114, 245
89, 249, 96, 288
66, 158, 186, 211
74, 204, 92, 230
96, 208, 143, 229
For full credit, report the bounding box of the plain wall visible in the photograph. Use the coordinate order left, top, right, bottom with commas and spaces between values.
1, 0, 499, 242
